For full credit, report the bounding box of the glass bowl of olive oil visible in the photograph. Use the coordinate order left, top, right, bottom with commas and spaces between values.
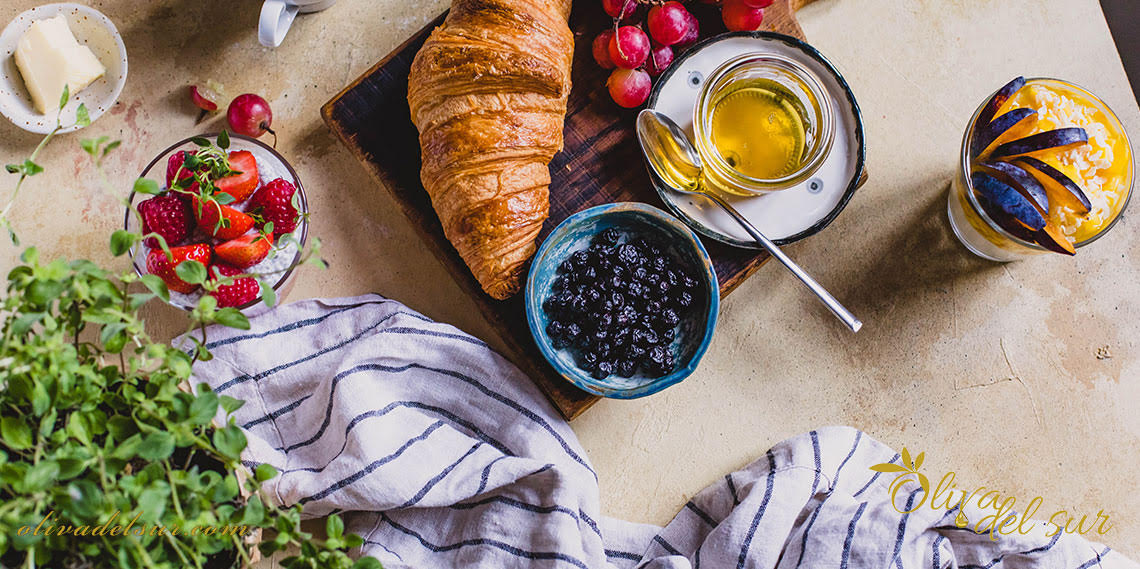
693, 53, 834, 195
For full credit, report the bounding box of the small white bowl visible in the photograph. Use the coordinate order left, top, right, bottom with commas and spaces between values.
0, 3, 128, 134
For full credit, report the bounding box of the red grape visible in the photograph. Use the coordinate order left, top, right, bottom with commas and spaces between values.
722, 0, 765, 31
647, 2, 691, 46
607, 68, 652, 108
674, 11, 700, 49
227, 94, 275, 141
740, 0, 774, 7
593, 30, 616, 69
646, 43, 674, 77
602, 0, 637, 20
608, 26, 651, 69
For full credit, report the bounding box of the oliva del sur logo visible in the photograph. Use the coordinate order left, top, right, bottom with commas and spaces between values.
871, 448, 1113, 541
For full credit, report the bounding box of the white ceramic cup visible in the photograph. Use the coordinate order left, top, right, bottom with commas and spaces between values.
258, 0, 336, 48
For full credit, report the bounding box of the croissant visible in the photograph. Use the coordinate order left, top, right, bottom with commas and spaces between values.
407, 0, 574, 300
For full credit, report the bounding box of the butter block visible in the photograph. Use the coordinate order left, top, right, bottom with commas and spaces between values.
13, 15, 106, 115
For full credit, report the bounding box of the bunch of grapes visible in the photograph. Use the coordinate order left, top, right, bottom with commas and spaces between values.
595, 0, 775, 108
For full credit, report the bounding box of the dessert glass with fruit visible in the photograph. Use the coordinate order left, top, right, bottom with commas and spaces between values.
948, 77, 1134, 261
126, 132, 308, 312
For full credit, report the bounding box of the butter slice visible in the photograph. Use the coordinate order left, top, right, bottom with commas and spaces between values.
14, 15, 106, 115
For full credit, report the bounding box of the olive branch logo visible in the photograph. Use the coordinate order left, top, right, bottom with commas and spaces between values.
871, 448, 970, 527
871, 447, 930, 500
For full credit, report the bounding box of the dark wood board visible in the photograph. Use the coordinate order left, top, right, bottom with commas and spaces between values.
322, 0, 819, 419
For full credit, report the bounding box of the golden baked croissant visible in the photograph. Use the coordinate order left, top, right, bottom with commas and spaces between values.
407, 0, 574, 300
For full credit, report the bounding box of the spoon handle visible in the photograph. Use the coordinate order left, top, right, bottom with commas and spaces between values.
702, 191, 863, 333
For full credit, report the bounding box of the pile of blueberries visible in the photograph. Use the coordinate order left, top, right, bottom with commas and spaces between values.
543, 227, 699, 380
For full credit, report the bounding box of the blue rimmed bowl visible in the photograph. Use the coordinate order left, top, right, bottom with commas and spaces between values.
524, 202, 720, 399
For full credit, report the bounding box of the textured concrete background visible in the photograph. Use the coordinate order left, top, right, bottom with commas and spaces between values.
0, 0, 1137, 562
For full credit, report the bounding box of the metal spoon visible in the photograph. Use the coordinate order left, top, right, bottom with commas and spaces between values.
636, 109, 863, 333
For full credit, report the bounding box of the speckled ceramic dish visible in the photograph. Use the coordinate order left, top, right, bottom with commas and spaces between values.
646, 32, 865, 248
0, 3, 128, 134
524, 202, 719, 399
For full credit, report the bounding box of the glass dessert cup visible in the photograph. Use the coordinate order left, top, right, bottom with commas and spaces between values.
125, 133, 309, 314
948, 78, 1134, 261
692, 52, 835, 196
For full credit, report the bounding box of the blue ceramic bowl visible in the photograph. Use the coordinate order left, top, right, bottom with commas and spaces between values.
525, 202, 720, 399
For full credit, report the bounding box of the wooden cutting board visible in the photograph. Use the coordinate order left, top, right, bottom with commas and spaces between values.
322, 0, 819, 419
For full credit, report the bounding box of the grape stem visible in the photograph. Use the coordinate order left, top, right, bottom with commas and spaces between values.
263, 123, 277, 148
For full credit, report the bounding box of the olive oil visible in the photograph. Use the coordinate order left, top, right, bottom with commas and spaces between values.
709, 78, 810, 180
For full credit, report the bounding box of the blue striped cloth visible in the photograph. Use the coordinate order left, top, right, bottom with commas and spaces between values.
188, 294, 1137, 569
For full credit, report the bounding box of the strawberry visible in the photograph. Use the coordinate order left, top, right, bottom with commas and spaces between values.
192, 197, 255, 240
166, 150, 199, 196
146, 243, 212, 295
138, 195, 191, 248
208, 263, 261, 308
249, 178, 300, 236
214, 150, 259, 204
215, 231, 273, 268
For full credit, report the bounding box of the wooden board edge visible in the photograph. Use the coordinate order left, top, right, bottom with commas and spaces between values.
319, 12, 446, 126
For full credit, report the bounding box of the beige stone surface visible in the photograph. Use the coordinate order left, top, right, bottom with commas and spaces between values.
1, 0, 1137, 563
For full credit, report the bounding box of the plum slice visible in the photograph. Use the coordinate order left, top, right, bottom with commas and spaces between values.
976, 197, 1040, 244
980, 160, 1048, 213
1034, 221, 1076, 256
989, 128, 1089, 158
971, 108, 1035, 157
1013, 156, 1092, 214
975, 76, 1026, 128
971, 171, 1046, 230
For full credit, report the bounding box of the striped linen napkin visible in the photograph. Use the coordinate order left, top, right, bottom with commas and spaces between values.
188, 294, 1137, 569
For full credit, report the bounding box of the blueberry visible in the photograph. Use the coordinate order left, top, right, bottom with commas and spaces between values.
595, 227, 621, 247
616, 305, 637, 326
566, 322, 581, 341
610, 292, 625, 308
625, 344, 646, 361
585, 289, 602, 306
616, 360, 637, 377
599, 312, 613, 328
542, 296, 560, 315
675, 291, 693, 308
682, 275, 698, 290
660, 308, 680, 327
657, 280, 672, 295
592, 360, 614, 379
660, 327, 676, 342
616, 244, 643, 266
646, 300, 662, 314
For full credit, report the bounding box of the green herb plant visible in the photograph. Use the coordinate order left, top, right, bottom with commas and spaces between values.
1, 87, 92, 245
0, 123, 377, 568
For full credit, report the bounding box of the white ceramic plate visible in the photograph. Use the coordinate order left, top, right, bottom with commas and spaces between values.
646, 33, 865, 247
0, 3, 128, 134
